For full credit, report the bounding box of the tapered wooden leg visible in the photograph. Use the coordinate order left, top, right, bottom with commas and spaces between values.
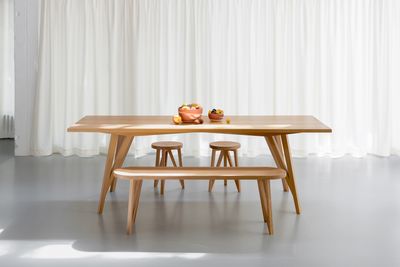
131, 179, 143, 224
216, 150, 224, 167
265, 135, 301, 214
223, 152, 228, 186
110, 136, 134, 192
281, 135, 301, 214
127, 179, 136, 234
233, 150, 241, 192
97, 135, 119, 214
177, 148, 183, 167
263, 179, 273, 234
177, 148, 185, 188
226, 151, 233, 166
160, 150, 168, 195
179, 179, 185, 189
209, 151, 224, 191
168, 150, 177, 167
168, 150, 184, 189
273, 136, 289, 192
109, 136, 124, 192
257, 179, 268, 223
225, 150, 240, 192
154, 149, 161, 188
208, 149, 217, 192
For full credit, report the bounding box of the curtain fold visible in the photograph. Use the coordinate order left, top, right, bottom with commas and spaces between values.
32, 0, 400, 157
0, 0, 14, 139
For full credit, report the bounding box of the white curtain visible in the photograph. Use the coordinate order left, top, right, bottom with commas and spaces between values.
32, 0, 400, 158
0, 0, 14, 139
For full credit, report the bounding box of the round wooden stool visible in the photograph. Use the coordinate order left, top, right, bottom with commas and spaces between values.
208, 141, 241, 192
152, 141, 184, 195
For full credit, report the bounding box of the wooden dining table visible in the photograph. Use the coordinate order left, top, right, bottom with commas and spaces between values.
68, 115, 332, 215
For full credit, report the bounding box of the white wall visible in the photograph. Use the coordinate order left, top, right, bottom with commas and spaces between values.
14, 0, 39, 155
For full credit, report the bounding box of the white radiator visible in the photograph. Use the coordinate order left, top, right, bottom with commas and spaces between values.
0, 114, 14, 138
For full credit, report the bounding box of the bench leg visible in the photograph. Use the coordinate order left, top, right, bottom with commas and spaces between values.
257, 179, 274, 235
263, 179, 273, 234
127, 180, 136, 234
257, 179, 268, 223
132, 179, 143, 224
127, 179, 143, 235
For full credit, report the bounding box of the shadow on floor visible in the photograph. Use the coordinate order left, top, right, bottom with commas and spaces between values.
0, 195, 299, 254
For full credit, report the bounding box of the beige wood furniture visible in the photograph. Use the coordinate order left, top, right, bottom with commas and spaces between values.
151, 141, 184, 194
113, 167, 287, 234
208, 141, 241, 192
68, 115, 332, 216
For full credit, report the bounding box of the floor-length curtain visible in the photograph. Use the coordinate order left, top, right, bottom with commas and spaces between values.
0, 0, 14, 139
32, 0, 400, 157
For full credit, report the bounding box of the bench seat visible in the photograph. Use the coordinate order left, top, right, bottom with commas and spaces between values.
114, 167, 286, 180
112, 167, 287, 235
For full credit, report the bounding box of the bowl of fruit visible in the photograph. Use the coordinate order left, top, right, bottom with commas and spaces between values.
178, 103, 203, 123
208, 108, 224, 122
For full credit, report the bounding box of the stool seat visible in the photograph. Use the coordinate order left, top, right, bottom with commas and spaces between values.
210, 141, 241, 151
152, 141, 183, 150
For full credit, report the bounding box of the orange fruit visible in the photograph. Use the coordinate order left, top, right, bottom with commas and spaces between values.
172, 115, 182, 125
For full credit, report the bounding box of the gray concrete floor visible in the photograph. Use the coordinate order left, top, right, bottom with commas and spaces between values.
0, 139, 400, 266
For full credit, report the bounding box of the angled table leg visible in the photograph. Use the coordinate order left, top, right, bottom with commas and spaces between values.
265, 135, 301, 214
281, 134, 301, 214
273, 136, 290, 192
97, 135, 134, 214
97, 134, 118, 214
109, 136, 125, 192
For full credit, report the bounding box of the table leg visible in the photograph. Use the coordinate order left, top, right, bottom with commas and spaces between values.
97, 134, 118, 214
97, 135, 134, 214
265, 135, 301, 214
273, 136, 290, 192
281, 134, 301, 214
110, 136, 127, 192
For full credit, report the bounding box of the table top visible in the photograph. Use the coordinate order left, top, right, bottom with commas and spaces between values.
67, 115, 331, 136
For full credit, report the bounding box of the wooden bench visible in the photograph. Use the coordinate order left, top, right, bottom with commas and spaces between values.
113, 167, 287, 235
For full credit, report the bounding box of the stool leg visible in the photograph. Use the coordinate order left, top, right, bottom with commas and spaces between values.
226, 150, 233, 166
216, 150, 224, 167
168, 150, 185, 189
223, 151, 228, 186
177, 148, 185, 189
154, 149, 161, 188
160, 150, 168, 195
208, 149, 216, 192
233, 150, 241, 192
